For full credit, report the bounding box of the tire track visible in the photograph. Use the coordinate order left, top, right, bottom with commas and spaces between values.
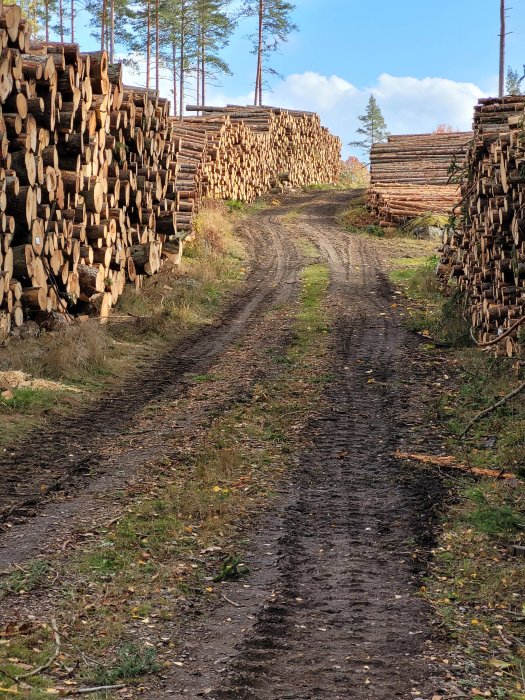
156, 191, 443, 700
0, 219, 301, 558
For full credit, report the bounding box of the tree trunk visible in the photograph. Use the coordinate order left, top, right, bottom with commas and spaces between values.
201, 36, 205, 109
172, 38, 178, 117
254, 0, 263, 106
258, 58, 263, 106
100, 0, 106, 52
499, 0, 505, 98
146, 0, 151, 90
110, 0, 115, 63
179, 3, 185, 120
196, 38, 201, 110
59, 0, 64, 43
45, 0, 49, 42
71, 0, 75, 42
155, 0, 159, 92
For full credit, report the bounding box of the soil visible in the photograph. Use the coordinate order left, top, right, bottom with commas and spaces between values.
0, 191, 449, 698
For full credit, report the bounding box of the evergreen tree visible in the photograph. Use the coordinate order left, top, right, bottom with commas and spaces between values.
8, 0, 57, 38
194, 0, 234, 107
244, 0, 297, 106
506, 66, 524, 96
349, 96, 389, 154
84, 0, 131, 61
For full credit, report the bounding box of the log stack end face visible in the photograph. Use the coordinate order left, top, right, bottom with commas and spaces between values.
367, 131, 472, 227
441, 95, 525, 356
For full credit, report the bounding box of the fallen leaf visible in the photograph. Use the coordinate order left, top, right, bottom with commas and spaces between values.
488, 659, 512, 669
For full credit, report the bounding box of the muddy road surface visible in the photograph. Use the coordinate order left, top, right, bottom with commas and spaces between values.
0, 191, 444, 698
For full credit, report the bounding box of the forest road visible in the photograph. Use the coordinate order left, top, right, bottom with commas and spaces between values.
0, 190, 443, 698
151, 190, 444, 700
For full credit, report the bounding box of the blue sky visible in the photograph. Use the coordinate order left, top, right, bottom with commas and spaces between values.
71, 0, 525, 155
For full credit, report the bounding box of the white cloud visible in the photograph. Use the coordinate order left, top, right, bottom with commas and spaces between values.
121, 59, 486, 159
208, 72, 486, 158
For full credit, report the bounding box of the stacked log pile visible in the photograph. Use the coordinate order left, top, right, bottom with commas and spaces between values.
0, 5, 340, 338
370, 132, 472, 185
185, 105, 341, 200
367, 183, 460, 226
0, 30, 178, 337
367, 131, 472, 226
440, 95, 525, 356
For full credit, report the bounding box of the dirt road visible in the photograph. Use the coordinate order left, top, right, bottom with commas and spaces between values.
0, 191, 444, 698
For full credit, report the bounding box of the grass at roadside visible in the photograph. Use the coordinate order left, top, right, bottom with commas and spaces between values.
0, 202, 245, 449
337, 199, 386, 237
0, 258, 332, 698
389, 253, 525, 699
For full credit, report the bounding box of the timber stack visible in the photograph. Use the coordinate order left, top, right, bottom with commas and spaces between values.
367, 131, 472, 226
0, 4, 341, 339
440, 95, 525, 356
185, 105, 341, 200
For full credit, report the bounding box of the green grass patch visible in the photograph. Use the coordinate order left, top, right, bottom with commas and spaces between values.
296, 238, 319, 259
305, 183, 337, 191
294, 264, 331, 351
225, 199, 245, 213
337, 203, 385, 237
0, 560, 51, 598
88, 643, 159, 686
421, 334, 525, 696
191, 373, 221, 383
402, 212, 449, 237
390, 255, 442, 301
466, 487, 524, 535
390, 255, 472, 347
0, 387, 57, 414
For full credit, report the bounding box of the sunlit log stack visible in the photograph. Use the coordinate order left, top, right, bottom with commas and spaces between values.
440, 95, 525, 356
0, 5, 341, 339
370, 132, 472, 185
185, 105, 342, 201
367, 131, 472, 227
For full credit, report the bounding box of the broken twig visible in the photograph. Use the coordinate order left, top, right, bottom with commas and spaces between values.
16, 618, 60, 680
71, 685, 126, 695
394, 451, 516, 480
460, 380, 525, 438
221, 593, 245, 608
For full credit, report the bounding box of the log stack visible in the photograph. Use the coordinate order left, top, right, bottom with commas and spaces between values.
370, 132, 472, 185
440, 95, 525, 356
185, 105, 342, 200
0, 4, 341, 338
367, 183, 460, 226
367, 131, 472, 226
0, 32, 175, 336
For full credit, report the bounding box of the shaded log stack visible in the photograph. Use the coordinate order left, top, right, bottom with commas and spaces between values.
440, 95, 525, 356
0, 5, 341, 338
367, 183, 460, 227
367, 131, 472, 227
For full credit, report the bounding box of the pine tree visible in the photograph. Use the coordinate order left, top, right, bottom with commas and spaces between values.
349, 96, 389, 154
84, 0, 130, 58
506, 66, 524, 96
194, 0, 234, 107
11, 0, 56, 38
155, 0, 196, 117
244, 0, 296, 106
